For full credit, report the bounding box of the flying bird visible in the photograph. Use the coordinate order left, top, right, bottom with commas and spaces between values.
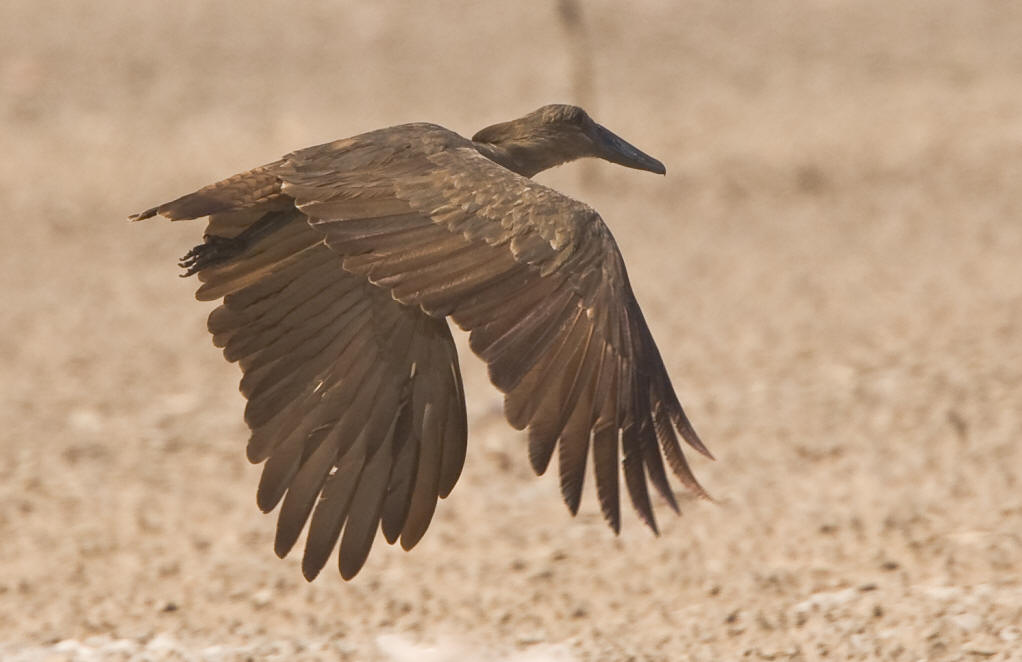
132, 104, 714, 580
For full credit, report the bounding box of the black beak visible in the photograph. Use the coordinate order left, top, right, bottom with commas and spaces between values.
590, 123, 666, 175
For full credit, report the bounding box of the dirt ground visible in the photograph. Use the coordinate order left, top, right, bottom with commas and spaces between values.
2, 1, 1021, 660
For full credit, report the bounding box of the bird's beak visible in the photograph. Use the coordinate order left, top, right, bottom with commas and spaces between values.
590, 123, 666, 175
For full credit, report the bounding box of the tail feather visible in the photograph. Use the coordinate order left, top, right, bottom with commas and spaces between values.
129, 161, 288, 221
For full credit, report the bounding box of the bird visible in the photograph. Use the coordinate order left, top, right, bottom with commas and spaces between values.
131, 104, 714, 580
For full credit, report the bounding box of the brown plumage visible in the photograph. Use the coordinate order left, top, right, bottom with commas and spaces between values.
132, 104, 714, 580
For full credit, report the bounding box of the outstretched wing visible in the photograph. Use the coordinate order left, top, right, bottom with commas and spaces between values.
274, 126, 713, 534
133, 179, 467, 580
133, 121, 712, 580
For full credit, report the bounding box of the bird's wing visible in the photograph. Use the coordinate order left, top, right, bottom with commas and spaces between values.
133, 176, 467, 581
274, 128, 712, 535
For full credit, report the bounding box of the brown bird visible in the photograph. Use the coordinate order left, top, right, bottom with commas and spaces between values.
132, 104, 713, 580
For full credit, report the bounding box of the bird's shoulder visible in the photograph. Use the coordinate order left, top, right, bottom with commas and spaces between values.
282, 123, 470, 169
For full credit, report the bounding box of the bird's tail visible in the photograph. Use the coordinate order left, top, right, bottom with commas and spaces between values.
129, 160, 312, 300
128, 161, 288, 222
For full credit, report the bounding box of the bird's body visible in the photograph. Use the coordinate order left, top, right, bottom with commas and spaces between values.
133, 105, 713, 580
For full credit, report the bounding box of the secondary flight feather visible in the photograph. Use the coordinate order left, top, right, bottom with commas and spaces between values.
132, 104, 714, 580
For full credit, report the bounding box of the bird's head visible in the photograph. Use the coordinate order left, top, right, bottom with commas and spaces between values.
472, 104, 666, 177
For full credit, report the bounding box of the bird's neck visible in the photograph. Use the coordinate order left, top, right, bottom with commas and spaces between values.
473, 138, 583, 178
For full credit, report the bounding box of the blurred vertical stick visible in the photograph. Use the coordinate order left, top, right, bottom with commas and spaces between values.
557, 0, 599, 186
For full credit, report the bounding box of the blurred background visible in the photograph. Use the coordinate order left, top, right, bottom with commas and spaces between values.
1, 1, 1020, 660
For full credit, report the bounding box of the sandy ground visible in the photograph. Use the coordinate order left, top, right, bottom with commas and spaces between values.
2, 1, 1021, 660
